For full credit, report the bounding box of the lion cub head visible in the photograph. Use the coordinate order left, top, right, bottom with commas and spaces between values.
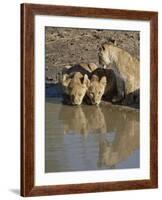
62, 72, 90, 105
99, 43, 117, 66
87, 75, 107, 105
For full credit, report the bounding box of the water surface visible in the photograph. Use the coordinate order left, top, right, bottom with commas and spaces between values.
45, 97, 139, 173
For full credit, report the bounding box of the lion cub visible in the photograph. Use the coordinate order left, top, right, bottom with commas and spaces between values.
61, 63, 97, 105
99, 42, 139, 94
87, 68, 125, 105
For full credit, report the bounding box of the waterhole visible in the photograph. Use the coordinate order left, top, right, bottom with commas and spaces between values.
45, 86, 139, 172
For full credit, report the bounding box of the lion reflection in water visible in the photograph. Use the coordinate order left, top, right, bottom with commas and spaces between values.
59, 105, 107, 137
59, 104, 139, 168
98, 106, 139, 168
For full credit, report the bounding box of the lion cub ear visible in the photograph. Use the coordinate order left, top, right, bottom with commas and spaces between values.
73, 72, 83, 80
108, 38, 117, 46
62, 74, 71, 87
82, 74, 90, 87
91, 75, 99, 82
100, 76, 107, 86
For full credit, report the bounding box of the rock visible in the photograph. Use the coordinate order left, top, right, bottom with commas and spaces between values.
45, 27, 139, 83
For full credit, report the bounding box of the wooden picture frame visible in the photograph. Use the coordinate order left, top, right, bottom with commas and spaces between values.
21, 3, 158, 197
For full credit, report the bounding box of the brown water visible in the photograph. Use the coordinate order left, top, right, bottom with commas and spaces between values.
45, 98, 139, 173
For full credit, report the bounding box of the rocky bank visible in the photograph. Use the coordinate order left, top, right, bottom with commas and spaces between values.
45, 27, 140, 83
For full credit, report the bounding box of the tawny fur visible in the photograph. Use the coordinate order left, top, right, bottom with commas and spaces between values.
61, 63, 98, 105
99, 43, 139, 94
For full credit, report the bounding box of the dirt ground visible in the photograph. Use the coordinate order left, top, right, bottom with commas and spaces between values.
45, 27, 140, 83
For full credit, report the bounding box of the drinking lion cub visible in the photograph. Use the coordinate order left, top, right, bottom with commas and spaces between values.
87, 68, 125, 105
61, 63, 97, 105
